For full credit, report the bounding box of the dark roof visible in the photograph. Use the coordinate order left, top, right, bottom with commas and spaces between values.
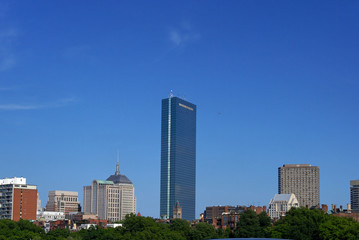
106, 174, 132, 184
106, 161, 132, 184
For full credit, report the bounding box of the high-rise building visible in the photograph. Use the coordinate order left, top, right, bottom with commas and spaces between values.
0, 177, 37, 221
83, 162, 136, 221
160, 94, 196, 220
278, 164, 320, 208
45, 191, 81, 214
350, 180, 359, 213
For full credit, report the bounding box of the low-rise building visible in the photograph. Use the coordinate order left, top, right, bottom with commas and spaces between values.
205, 205, 234, 220
66, 212, 98, 222
204, 205, 267, 229
37, 211, 65, 221
106, 223, 122, 228
268, 193, 299, 220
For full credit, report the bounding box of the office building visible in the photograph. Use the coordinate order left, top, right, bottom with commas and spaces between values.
45, 191, 81, 214
0, 177, 37, 221
278, 164, 320, 208
83, 162, 136, 221
268, 193, 299, 220
160, 94, 197, 220
351, 180, 359, 213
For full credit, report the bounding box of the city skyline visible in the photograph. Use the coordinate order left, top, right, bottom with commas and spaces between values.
1, 1, 359, 218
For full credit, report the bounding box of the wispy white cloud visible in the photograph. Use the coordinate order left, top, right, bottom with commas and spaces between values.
0, 97, 77, 110
168, 21, 200, 46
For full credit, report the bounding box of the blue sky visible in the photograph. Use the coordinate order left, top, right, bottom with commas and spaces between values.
0, 0, 359, 217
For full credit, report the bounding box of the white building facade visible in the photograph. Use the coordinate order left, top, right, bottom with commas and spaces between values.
37, 211, 65, 221
268, 193, 299, 220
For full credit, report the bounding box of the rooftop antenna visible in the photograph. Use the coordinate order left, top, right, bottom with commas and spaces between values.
170, 90, 173, 98
116, 150, 120, 175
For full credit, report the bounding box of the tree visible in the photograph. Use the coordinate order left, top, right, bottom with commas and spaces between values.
258, 211, 271, 237
122, 213, 157, 233
169, 219, 191, 238
120, 213, 185, 240
188, 222, 217, 240
234, 209, 263, 238
271, 207, 328, 240
45, 228, 71, 240
319, 215, 359, 240
0, 219, 45, 240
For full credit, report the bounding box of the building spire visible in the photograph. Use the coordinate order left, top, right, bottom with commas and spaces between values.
116, 151, 120, 175
170, 90, 173, 98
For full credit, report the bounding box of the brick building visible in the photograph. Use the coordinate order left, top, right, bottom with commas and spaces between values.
0, 177, 37, 221
204, 205, 267, 229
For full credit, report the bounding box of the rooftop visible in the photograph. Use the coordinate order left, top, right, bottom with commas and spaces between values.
272, 194, 294, 202
281, 164, 318, 168
106, 162, 133, 185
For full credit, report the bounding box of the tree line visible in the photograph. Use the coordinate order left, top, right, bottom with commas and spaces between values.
1, 207, 359, 239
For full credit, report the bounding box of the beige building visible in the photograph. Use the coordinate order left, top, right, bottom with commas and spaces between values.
83, 162, 136, 221
268, 193, 299, 220
278, 164, 320, 208
45, 191, 80, 214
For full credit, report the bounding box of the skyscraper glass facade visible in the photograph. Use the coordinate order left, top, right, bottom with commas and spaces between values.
160, 96, 196, 220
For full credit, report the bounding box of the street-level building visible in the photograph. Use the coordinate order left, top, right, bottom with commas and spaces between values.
37, 211, 65, 221
0, 177, 37, 221
204, 205, 267, 229
278, 164, 320, 208
83, 163, 136, 221
268, 193, 299, 220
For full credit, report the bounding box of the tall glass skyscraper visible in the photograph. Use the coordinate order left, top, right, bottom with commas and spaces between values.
160, 95, 196, 220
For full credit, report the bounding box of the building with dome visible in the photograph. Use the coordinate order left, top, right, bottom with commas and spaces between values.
83, 162, 136, 221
